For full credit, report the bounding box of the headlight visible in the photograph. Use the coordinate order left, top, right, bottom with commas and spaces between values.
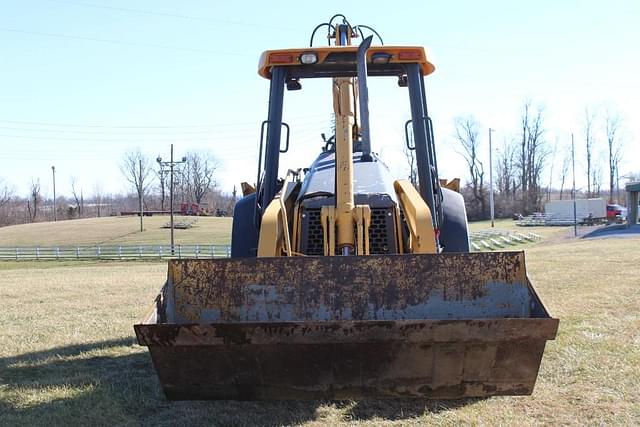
299, 52, 318, 64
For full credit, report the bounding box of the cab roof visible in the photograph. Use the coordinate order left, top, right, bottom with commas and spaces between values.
258, 45, 435, 79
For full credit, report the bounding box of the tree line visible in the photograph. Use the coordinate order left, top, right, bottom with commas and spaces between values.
451, 100, 631, 220
0, 150, 237, 227
1, 103, 635, 226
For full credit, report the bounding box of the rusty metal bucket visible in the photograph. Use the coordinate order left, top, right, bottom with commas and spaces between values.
135, 252, 558, 400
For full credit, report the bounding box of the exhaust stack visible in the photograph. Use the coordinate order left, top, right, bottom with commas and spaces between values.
357, 35, 373, 162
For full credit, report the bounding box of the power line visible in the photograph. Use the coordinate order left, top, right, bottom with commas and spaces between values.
2, 128, 328, 150
0, 133, 219, 142
0, 27, 250, 56
0, 126, 271, 138
0, 122, 329, 142
43, 0, 301, 32
0, 114, 330, 129
0, 126, 328, 138
0, 125, 241, 135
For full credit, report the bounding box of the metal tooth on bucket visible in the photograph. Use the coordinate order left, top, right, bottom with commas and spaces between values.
135, 251, 558, 400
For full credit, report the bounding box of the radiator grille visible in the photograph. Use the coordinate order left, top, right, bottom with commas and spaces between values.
303, 208, 324, 256
299, 206, 396, 255
369, 208, 393, 254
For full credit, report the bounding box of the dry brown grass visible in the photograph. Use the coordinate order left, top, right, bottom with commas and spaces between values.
0, 216, 232, 246
1, 230, 639, 426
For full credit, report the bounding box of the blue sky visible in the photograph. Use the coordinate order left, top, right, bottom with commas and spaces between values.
1, 0, 638, 199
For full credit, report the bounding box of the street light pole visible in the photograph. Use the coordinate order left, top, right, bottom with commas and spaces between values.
51, 166, 57, 222
489, 128, 495, 227
158, 144, 187, 255
572, 133, 577, 237
138, 158, 144, 232
170, 144, 175, 252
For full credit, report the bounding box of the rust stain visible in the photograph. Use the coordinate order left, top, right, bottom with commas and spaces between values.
135, 251, 558, 400
169, 252, 529, 323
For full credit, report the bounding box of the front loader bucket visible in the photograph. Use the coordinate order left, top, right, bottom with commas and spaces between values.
135, 252, 558, 400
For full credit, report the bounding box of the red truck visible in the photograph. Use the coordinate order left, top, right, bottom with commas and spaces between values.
607, 204, 627, 222
180, 203, 202, 216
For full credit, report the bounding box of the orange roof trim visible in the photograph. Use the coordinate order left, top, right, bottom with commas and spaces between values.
258, 46, 435, 79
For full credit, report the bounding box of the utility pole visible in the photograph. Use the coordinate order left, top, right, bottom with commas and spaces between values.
51, 166, 57, 222
158, 144, 187, 255
489, 128, 495, 227
169, 146, 174, 250
138, 158, 144, 232
572, 133, 577, 237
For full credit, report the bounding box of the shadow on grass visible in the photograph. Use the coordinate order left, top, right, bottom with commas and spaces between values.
344, 397, 482, 421
0, 338, 479, 426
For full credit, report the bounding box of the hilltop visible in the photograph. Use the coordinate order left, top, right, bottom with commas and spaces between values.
0, 216, 232, 246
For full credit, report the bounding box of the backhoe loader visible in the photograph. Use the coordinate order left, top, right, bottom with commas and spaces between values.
135, 15, 558, 400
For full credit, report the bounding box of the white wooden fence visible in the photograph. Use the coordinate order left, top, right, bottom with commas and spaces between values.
0, 244, 231, 260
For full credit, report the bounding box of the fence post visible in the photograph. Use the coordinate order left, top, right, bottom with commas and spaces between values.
97, 246, 101, 259
35, 247, 40, 260
15, 247, 18, 260
118, 246, 122, 260
159, 245, 163, 259
76, 246, 80, 259
227, 245, 231, 257
195, 245, 199, 259
138, 246, 142, 259
56, 247, 60, 260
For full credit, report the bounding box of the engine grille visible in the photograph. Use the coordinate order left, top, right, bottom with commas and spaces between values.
369, 208, 394, 254
302, 208, 324, 256
299, 205, 397, 255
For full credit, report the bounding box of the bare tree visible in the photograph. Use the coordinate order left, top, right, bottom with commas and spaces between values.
496, 138, 517, 199
517, 100, 547, 214
559, 151, 571, 200
604, 109, 623, 203
155, 160, 167, 211
93, 183, 104, 217
0, 179, 11, 209
546, 138, 558, 201
185, 152, 220, 205
454, 116, 487, 218
591, 155, 603, 197
120, 150, 153, 201
26, 179, 41, 221
70, 177, 84, 218
403, 144, 417, 185
583, 107, 596, 197
0, 179, 13, 225
120, 150, 153, 231
175, 163, 189, 205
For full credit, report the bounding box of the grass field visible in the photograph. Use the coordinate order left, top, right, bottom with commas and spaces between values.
1, 225, 639, 425
0, 216, 232, 246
